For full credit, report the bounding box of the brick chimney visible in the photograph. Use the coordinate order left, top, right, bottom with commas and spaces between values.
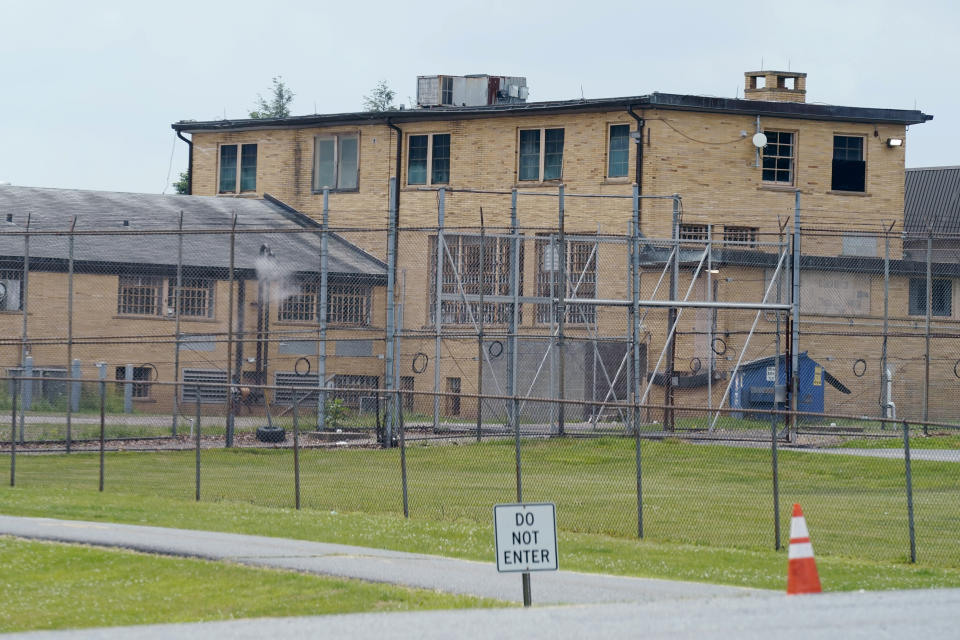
744, 71, 806, 103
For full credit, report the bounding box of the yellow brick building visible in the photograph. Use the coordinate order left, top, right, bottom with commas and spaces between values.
171, 71, 958, 424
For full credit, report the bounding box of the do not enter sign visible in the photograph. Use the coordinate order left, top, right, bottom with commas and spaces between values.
494, 503, 558, 573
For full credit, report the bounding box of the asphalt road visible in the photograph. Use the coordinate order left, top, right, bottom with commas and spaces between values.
2, 515, 957, 639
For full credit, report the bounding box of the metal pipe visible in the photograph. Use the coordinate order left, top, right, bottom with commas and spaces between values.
98, 363, 106, 492
66, 216, 76, 453
509, 188, 522, 504
476, 211, 485, 442
791, 192, 801, 439
175, 130, 193, 195
903, 420, 917, 562
19, 214, 30, 443
318, 189, 329, 429
225, 214, 237, 447
9, 373, 17, 486
665, 198, 680, 430
398, 269, 408, 518
882, 232, 891, 423
557, 185, 566, 437
384, 177, 398, 447
195, 384, 201, 501
433, 188, 445, 430
293, 390, 300, 510
172, 212, 184, 436
923, 232, 932, 424
632, 184, 643, 538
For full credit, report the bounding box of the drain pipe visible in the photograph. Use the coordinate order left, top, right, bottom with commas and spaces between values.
884, 367, 896, 419
176, 130, 193, 195
627, 107, 645, 194
386, 119, 403, 214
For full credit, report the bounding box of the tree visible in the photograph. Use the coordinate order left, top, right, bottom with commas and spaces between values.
250, 76, 294, 119
172, 170, 189, 195
363, 80, 396, 112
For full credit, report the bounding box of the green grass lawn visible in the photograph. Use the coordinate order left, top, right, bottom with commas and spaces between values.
0, 537, 501, 633
2, 437, 958, 591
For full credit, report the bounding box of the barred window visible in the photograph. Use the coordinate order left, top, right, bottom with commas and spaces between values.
332, 374, 379, 409
115, 365, 152, 398
536, 237, 597, 324
167, 278, 214, 318
428, 234, 524, 325
118, 276, 163, 316
278, 280, 371, 326
328, 284, 371, 325
723, 226, 758, 248
678, 224, 708, 242
279, 281, 318, 322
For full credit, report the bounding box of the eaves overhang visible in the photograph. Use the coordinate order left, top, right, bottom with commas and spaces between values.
172, 93, 931, 134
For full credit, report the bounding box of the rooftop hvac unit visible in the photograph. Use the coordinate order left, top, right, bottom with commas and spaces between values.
507, 85, 520, 98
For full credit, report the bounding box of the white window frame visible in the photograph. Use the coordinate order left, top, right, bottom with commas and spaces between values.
406, 133, 451, 186
607, 123, 631, 179
518, 127, 565, 182
217, 143, 257, 194
761, 130, 796, 186
312, 133, 360, 192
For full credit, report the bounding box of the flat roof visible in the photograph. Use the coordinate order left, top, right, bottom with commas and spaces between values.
173, 92, 932, 133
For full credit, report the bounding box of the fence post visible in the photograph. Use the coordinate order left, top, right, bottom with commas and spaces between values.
317, 189, 329, 430
632, 185, 644, 539
22, 355, 33, 414
172, 211, 183, 437
790, 193, 801, 440
66, 216, 76, 454
923, 232, 932, 428
384, 177, 398, 448
433, 188, 445, 431
881, 230, 891, 427
293, 390, 300, 510
97, 362, 106, 492
903, 421, 917, 562
771, 417, 781, 550
195, 384, 201, 502
226, 214, 237, 447
556, 184, 566, 437
9, 373, 18, 487
70, 359, 81, 412
123, 363, 133, 414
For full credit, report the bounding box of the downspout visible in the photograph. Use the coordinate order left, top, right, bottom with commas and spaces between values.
176, 130, 193, 195
627, 107, 645, 194
386, 120, 403, 218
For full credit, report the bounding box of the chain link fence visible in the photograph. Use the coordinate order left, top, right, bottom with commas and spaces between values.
1, 187, 958, 570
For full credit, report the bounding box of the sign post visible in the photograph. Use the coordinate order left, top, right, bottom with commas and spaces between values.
494, 502, 558, 607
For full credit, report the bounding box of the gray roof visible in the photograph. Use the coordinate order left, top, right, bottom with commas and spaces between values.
0, 186, 386, 279
173, 92, 931, 134
905, 166, 960, 236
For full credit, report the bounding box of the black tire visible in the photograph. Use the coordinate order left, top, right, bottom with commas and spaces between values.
256, 426, 286, 443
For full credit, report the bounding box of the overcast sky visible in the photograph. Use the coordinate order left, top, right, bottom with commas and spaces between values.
2, 0, 956, 194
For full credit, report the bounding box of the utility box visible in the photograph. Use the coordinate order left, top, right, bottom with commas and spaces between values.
731, 352, 849, 421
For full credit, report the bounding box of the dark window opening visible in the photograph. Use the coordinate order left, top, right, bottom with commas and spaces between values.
832, 136, 865, 192
909, 278, 952, 317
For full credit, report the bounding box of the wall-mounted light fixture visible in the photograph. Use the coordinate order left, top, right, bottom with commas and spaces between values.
886, 138, 904, 148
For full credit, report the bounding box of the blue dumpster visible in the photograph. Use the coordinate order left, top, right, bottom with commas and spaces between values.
731, 352, 850, 421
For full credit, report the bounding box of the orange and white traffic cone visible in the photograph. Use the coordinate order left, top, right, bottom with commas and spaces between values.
787, 503, 822, 595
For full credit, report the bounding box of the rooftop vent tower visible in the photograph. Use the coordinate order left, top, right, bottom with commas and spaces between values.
744, 70, 807, 103
416, 75, 528, 108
